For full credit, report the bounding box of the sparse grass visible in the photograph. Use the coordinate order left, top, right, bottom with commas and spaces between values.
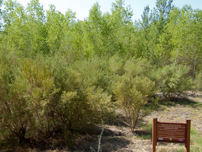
138, 134, 152, 140
173, 148, 186, 152
172, 128, 202, 152
142, 120, 152, 132
157, 145, 185, 152
135, 119, 152, 140
190, 128, 202, 151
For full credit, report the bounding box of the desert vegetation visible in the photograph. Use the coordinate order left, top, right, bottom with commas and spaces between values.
0, 0, 202, 151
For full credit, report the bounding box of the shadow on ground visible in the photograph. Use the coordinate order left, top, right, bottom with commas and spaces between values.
75, 135, 131, 152
0, 126, 131, 152
158, 96, 200, 108
133, 130, 152, 140
106, 114, 129, 127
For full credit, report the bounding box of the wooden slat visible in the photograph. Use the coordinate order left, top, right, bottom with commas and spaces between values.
152, 118, 191, 152
152, 118, 157, 152
185, 119, 191, 152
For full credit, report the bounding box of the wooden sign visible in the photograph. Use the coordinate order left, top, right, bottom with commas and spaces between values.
152, 118, 191, 152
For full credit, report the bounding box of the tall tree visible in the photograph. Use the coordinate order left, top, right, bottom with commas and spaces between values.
167, 6, 193, 64
108, 0, 133, 56
154, 0, 174, 35
2, 0, 26, 54
0, 0, 4, 48
2, 0, 46, 56
0, 0, 3, 30
46, 4, 64, 55
140, 6, 151, 29
189, 9, 202, 78
139, 0, 174, 65
26, 0, 47, 56
83, 2, 103, 57
59, 9, 76, 57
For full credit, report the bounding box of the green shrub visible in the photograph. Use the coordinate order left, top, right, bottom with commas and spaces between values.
71, 57, 112, 119
123, 57, 152, 78
0, 53, 113, 147
0, 53, 162, 147
19, 57, 59, 136
0, 54, 59, 146
113, 75, 157, 131
112, 58, 157, 132
109, 55, 126, 76
194, 71, 202, 91
154, 64, 193, 97
44, 55, 112, 143
0, 53, 27, 146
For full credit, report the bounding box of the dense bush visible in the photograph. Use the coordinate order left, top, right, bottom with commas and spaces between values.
112, 58, 157, 131
49, 56, 112, 140
0, 52, 196, 147
194, 71, 202, 91
154, 64, 193, 97
0, 53, 113, 146
0, 54, 59, 146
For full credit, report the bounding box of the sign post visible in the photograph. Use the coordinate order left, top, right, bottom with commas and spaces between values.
152, 118, 191, 152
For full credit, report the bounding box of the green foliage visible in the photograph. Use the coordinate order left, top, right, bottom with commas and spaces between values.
42, 55, 112, 140
194, 71, 202, 91
190, 128, 202, 150
46, 5, 64, 54
124, 57, 152, 78
0, 53, 59, 145
71, 57, 112, 112
0, 0, 202, 148
0, 0, 3, 30
113, 58, 157, 131
0, 53, 112, 146
155, 64, 193, 97
109, 55, 126, 76
1, 0, 202, 72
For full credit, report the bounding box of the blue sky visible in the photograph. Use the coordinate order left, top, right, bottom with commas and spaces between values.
16, 0, 202, 21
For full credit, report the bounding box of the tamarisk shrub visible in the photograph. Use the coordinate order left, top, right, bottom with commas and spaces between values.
113, 58, 157, 132
154, 64, 193, 97
46, 55, 112, 145
0, 54, 59, 146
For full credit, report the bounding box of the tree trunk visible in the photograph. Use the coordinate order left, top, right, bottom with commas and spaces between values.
193, 47, 197, 79
19, 126, 26, 146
